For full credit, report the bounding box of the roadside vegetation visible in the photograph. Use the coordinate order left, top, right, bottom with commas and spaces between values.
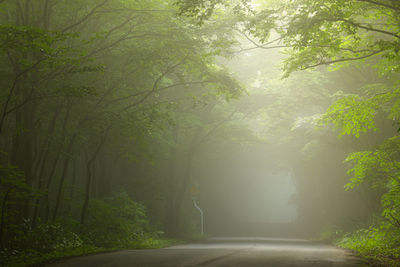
336, 225, 400, 266
1, 190, 179, 267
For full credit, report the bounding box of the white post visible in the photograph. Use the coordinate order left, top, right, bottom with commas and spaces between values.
192, 198, 204, 235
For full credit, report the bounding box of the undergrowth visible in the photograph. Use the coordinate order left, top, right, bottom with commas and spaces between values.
333, 220, 400, 266
0, 192, 179, 267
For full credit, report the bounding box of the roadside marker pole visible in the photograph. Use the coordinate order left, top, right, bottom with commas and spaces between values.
192, 198, 204, 235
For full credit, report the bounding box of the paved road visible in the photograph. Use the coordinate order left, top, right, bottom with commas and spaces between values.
47, 237, 367, 266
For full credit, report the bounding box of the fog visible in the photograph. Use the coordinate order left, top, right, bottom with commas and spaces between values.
197, 142, 298, 235
1, 0, 399, 264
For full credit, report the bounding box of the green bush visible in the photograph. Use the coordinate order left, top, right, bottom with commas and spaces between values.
0, 219, 83, 266
336, 221, 400, 265
5, 219, 81, 252
0, 191, 173, 266
81, 191, 156, 248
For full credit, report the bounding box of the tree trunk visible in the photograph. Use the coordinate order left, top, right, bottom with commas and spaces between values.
67, 159, 77, 213
80, 133, 108, 226
164, 126, 179, 235
31, 107, 60, 227
169, 150, 194, 236
0, 187, 14, 250
52, 142, 74, 221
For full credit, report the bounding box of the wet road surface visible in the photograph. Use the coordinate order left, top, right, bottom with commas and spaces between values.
46, 237, 367, 266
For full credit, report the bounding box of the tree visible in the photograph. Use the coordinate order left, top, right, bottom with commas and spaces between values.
0, 0, 244, 255
175, 0, 400, 243
176, 0, 400, 75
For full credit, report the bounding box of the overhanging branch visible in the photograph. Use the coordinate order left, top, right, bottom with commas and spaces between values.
300, 50, 383, 70
356, 0, 400, 11
338, 19, 400, 39
62, 0, 109, 32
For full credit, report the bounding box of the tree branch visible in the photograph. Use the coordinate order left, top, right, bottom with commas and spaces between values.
300, 50, 383, 70
236, 43, 377, 54
109, 81, 211, 106
62, 0, 109, 32
0, 57, 46, 134
338, 18, 400, 39
85, 33, 150, 59
236, 45, 286, 53
236, 29, 283, 48
97, 8, 175, 13
120, 57, 188, 112
101, 13, 136, 41
356, 0, 400, 11
387, 213, 400, 229
194, 110, 237, 149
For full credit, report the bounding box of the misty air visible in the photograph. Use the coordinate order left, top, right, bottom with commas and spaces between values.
0, 0, 399, 266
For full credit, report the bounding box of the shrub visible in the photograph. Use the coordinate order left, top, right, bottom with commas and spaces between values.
337, 220, 400, 265
81, 191, 154, 248
0, 219, 83, 266
5, 219, 82, 253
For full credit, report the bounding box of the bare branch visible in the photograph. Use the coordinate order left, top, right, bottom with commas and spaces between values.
102, 13, 136, 41
109, 81, 211, 106
97, 8, 175, 13
0, 57, 46, 134
62, 0, 109, 32
236, 43, 377, 54
236, 45, 286, 53
193, 110, 237, 149
236, 29, 283, 48
120, 57, 188, 112
86, 33, 150, 58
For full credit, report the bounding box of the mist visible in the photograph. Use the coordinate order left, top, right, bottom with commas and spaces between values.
1, 0, 399, 266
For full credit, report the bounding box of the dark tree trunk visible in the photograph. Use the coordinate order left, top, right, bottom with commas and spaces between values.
52, 143, 74, 221
31, 107, 60, 227
80, 128, 109, 226
67, 159, 77, 213
0, 187, 14, 250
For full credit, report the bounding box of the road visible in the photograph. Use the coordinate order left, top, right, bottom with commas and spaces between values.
47, 237, 367, 266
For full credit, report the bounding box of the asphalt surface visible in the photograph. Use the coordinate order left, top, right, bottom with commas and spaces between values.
46, 237, 367, 266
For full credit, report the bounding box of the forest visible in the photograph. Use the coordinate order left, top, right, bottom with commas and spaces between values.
0, 0, 399, 266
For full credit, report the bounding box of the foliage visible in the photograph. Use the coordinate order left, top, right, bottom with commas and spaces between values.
320, 94, 379, 138
81, 191, 153, 248
319, 84, 400, 137
337, 221, 400, 266
0, 164, 29, 193
344, 137, 400, 230
175, 0, 252, 25
0, 220, 83, 266
14, 220, 80, 250
0, 192, 173, 266
1, 244, 101, 267
176, 0, 400, 76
